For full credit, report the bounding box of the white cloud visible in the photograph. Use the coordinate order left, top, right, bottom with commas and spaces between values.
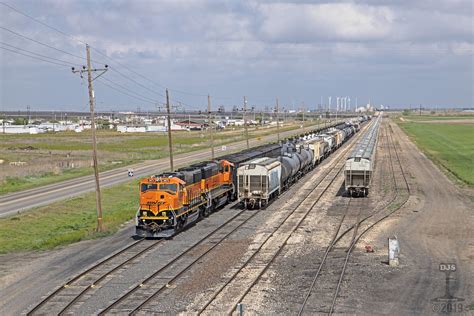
258, 3, 394, 42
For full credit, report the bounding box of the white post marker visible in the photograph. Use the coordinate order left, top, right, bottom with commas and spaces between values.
236, 303, 244, 316
388, 236, 400, 266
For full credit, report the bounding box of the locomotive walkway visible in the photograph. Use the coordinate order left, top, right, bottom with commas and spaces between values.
0, 121, 345, 218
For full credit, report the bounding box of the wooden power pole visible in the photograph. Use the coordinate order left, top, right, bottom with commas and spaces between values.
166, 89, 174, 171
243, 96, 249, 149
207, 94, 215, 159
74, 44, 108, 232
276, 97, 280, 143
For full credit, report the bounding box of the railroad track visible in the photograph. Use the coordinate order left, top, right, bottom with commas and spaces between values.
27, 205, 252, 315
26, 238, 162, 315
94, 120, 375, 315
98, 207, 259, 314
191, 121, 376, 315
297, 119, 411, 315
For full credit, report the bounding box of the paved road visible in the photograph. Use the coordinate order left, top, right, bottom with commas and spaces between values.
0, 122, 343, 217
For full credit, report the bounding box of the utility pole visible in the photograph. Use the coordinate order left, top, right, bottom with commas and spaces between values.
86, 45, 103, 232
27, 105, 31, 124
302, 102, 306, 134
243, 96, 249, 149
72, 44, 108, 232
166, 89, 174, 171
207, 94, 215, 159
276, 97, 280, 143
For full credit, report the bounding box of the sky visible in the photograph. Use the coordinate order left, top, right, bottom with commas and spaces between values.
0, 0, 473, 112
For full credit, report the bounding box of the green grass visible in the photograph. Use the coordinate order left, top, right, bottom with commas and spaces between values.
398, 122, 474, 187
0, 179, 139, 254
399, 112, 474, 121
0, 159, 137, 195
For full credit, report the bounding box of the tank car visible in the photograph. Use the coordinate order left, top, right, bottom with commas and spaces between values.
297, 145, 313, 172
280, 152, 301, 188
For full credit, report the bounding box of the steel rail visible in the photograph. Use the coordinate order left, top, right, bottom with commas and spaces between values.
298, 121, 393, 315
127, 210, 260, 315
57, 239, 165, 315
195, 119, 374, 316
27, 237, 149, 315
328, 120, 411, 315
98, 206, 252, 315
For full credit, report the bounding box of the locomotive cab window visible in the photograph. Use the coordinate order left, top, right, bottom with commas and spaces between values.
141, 183, 157, 192
159, 183, 178, 193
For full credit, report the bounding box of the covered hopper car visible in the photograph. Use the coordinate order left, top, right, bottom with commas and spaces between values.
237, 157, 281, 209
344, 115, 381, 197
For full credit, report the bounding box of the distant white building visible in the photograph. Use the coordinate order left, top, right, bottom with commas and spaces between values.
2, 125, 43, 134
116, 122, 183, 133
226, 119, 245, 126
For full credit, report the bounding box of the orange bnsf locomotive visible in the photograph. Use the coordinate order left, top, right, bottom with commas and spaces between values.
136, 160, 234, 237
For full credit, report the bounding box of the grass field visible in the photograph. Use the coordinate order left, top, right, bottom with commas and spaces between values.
403, 115, 474, 121
397, 120, 474, 187
0, 179, 139, 254
0, 120, 319, 194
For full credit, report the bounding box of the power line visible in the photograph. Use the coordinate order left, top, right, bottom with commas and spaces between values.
0, 40, 166, 107
100, 76, 161, 103
0, 25, 88, 62
0, 41, 80, 66
1, 2, 207, 98
108, 66, 165, 98
95, 78, 157, 105
91, 48, 207, 98
1, 1, 86, 44
1, 2, 282, 108
0, 45, 72, 67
